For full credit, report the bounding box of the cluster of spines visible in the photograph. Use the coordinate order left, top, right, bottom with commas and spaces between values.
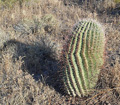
63, 20, 105, 97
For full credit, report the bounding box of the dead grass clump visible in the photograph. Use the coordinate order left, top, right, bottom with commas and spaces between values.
38, 14, 60, 35
0, 0, 30, 8
96, 0, 115, 12
105, 27, 120, 66
64, 0, 116, 13
0, 28, 10, 48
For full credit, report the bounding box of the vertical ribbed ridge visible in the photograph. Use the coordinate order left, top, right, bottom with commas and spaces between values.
63, 20, 105, 97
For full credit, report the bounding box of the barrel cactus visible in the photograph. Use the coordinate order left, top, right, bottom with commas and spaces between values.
62, 19, 106, 97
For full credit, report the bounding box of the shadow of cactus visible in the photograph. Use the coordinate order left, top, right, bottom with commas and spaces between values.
1, 39, 62, 94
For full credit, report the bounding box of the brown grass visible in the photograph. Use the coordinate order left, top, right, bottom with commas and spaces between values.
0, 0, 120, 105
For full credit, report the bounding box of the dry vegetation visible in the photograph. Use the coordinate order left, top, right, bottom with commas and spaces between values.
0, 0, 120, 105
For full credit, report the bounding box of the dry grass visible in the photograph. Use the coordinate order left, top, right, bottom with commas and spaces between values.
0, 0, 120, 105
64, 0, 116, 12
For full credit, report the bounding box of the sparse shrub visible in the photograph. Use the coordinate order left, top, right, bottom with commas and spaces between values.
0, 28, 10, 49
62, 19, 106, 97
64, 0, 116, 13
96, 0, 116, 12
13, 19, 36, 35
114, 0, 120, 3
38, 14, 59, 34
12, 14, 60, 36
0, 0, 29, 8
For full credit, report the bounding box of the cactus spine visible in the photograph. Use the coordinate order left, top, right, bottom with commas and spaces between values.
63, 20, 105, 97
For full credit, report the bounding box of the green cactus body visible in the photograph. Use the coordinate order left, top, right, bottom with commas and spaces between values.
63, 20, 105, 97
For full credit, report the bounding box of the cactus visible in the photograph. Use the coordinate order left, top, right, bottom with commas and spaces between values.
62, 19, 106, 97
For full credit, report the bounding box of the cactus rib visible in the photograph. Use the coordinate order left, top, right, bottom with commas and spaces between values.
63, 19, 105, 97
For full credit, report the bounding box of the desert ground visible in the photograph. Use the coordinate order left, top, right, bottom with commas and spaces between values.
0, 0, 120, 105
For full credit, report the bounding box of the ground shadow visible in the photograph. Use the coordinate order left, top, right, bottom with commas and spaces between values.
1, 39, 63, 95
63, 0, 120, 15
